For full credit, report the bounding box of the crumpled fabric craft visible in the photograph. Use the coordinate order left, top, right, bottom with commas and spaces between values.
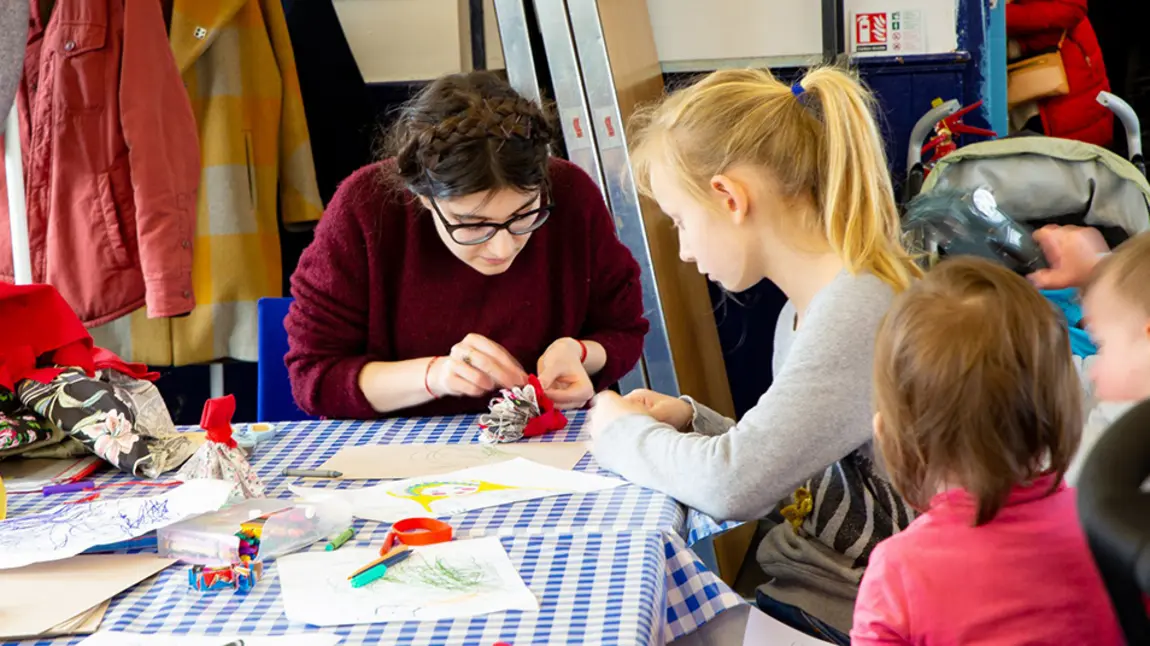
478, 375, 568, 444
175, 395, 266, 499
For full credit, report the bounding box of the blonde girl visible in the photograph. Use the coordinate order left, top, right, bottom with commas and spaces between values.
588, 66, 918, 641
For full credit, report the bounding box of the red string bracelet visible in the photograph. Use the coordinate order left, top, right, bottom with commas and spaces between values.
576, 340, 587, 364
425, 356, 441, 399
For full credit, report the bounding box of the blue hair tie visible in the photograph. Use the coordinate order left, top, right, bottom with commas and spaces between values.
791, 81, 805, 98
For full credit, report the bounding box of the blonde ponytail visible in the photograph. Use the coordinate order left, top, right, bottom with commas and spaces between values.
630, 66, 920, 291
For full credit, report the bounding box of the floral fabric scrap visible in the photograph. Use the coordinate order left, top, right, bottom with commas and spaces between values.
16, 369, 194, 477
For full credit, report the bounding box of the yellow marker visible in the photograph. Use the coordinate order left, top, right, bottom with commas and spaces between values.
0, 475, 7, 521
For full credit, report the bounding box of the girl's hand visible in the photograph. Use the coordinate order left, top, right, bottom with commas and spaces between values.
430, 334, 527, 398
538, 338, 594, 410
624, 389, 694, 431
587, 391, 650, 441
1029, 225, 1109, 290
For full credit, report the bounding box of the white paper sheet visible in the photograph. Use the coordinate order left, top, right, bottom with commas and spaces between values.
0, 479, 234, 569
277, 537, 538, 626
742, 607, 838, 646
291, 458, 624, 523
77, 633, 342, 646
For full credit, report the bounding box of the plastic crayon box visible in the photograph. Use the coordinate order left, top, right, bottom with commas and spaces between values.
158, 500, 294, 566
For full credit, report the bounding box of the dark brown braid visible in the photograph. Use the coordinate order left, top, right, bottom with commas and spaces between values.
385, 72, 555, 198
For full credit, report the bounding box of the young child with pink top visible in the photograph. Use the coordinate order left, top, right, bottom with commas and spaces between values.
851, 256, 1124, 645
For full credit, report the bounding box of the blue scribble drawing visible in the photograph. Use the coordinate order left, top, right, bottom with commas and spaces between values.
0, 479, 232, 569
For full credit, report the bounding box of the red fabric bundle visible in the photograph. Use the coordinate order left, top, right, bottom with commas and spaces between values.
521, 375, 568, 438
0, 283, 156, 390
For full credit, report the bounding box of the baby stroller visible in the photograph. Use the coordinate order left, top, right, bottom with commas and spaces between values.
901, 90, 1150, 471
902, 92, 1150, 267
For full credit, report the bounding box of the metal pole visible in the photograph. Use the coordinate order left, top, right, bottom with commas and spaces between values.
469, 0, 487, 70
5, 104, 31, 285
822, 0, 845, 64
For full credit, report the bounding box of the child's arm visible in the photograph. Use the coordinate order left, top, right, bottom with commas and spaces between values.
590, 275, 889, 521
851, 543, 914, 645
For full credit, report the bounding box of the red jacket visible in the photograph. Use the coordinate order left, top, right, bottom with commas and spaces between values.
1007, 0, 1113, 148
0, 0, 201, 327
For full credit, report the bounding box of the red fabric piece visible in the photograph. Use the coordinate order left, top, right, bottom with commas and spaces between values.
91, 347, 160, 382
522, 375, 568, 438
1006, 0, 1113, 148
285, 159, 649, 419
0, 283, 156, 390
0, 282, 95, 390
201, 395, 238, 449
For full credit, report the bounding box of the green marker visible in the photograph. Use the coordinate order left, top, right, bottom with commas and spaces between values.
350, 563, 388, 588
325, 527, 356, 551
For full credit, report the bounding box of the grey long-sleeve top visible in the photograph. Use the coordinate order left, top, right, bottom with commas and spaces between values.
591, 271, 896, 522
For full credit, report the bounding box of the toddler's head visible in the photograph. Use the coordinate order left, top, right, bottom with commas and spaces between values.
873, 257, 1082, 525
1082, 231, 1150, 402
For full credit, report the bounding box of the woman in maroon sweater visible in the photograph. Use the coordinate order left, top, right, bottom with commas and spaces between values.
285, 72, 649, 419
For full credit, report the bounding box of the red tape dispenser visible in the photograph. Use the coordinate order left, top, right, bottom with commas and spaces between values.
379, 518, 454, 556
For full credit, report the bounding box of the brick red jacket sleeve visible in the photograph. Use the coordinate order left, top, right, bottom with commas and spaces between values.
284, 174, 378, 419
1006, 0, 1086, 37
578, 176, 649, 390
120, 0, 200, 317
120, 0, 200, 318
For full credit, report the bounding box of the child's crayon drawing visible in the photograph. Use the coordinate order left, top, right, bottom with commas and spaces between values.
277, 537, 537, 625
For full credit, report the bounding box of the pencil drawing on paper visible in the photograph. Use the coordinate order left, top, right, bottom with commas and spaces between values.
0, 479, 233, 570
0, 498, 173, 552
278, 538, 540, 625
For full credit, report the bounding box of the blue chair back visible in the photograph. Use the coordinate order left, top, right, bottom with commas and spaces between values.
257, 297, 315, 422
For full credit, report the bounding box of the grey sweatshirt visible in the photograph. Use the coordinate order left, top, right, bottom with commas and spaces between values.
592, 271, 914, 632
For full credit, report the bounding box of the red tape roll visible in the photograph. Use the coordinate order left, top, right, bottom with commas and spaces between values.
380, 517, 454, 555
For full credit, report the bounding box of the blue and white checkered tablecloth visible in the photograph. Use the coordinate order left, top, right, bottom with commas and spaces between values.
3, 414, 746, 645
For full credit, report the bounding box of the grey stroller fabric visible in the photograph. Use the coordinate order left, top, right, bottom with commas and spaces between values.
921, 137, 1150, 236
0, 0, 27, 125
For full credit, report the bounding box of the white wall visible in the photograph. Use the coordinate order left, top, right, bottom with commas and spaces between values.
333, 0, 503, 83
647, 0, 822, 66
333, 0, 960, 83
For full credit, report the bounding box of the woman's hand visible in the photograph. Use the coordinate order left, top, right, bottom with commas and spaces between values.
538, 338, 595, 410
587, 391, 651, 441
1029, 225, 1109, 290
624, 389, 694, 431
429, 334, 527, 398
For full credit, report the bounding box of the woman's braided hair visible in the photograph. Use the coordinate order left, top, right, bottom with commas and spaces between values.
386, 71, 556, 199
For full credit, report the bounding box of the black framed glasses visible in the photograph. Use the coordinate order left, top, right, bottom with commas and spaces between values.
427, 192, 554, 245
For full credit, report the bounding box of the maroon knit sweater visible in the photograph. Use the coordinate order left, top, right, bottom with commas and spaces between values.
284, 159, 649, 419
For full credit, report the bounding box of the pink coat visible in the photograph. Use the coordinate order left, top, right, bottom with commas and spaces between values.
0, 0, 200, 326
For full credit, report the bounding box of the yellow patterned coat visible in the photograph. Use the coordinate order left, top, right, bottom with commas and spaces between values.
91, 0, 323, 365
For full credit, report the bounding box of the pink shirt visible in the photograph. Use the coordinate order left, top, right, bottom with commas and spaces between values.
852, 475, 1124, 645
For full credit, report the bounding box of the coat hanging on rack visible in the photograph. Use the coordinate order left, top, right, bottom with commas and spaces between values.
89, 0, 323, 366
0, 0, 201, 326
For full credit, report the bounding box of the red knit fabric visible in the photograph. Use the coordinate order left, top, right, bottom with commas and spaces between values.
1007, 0, 1113, 148
285, 159, 649, 419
